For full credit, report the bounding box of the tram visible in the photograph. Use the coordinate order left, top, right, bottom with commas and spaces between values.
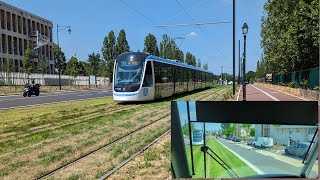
192, 130, 204, 145
113, 52, 214, 102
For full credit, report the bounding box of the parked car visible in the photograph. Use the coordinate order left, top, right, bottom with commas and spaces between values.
285, 142, 311, 157
247, 138, 256, 145
233, 137, 241, 142
253, 137, 274, 148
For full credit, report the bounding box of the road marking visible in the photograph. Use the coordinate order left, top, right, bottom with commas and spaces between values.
0, 96, 110, 110
236, 86, 241, 101
216, 139, 264, 174
256, 84, 310, 101
0, 89, 111, 99
0, 91, 110, 102
251, 85, 280, 101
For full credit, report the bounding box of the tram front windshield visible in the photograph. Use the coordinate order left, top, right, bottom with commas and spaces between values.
114, 59, 145, 92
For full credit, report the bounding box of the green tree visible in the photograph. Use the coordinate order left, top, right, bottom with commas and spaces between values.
101, 30, 117, 79
38, 56, 48, 74
261, 0, 319, 74
65, 56, 79, 77
246, 71, 256, 82
176, 49, 184, 62
221, 123, 231, 130
249, 127, 255, 137
241, 124, 252, 137
87, 52, 101, 76
115, 29, 130, 56
181, 121, 195, 136
185, 52, 196, 66
22, 43, 33, 75
203, 63, 208, 70
3, 58, 14, 85
53, 43, 67, 74
143, 33, 159, 56
98, 60, 108, 77
197, 58, 201, 67
78, 61, 89, 76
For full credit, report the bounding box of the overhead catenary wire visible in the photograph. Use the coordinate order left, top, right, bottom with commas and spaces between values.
119, 0, 171, 34
168, 0, 209, 21
175, 0, 197, 23
156, 21, 232, 27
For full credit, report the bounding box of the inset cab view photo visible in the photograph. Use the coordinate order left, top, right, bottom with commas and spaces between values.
171, 101, 318, 179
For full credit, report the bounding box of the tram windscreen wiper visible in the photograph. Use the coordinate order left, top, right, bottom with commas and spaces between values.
201, 145, 239, 178
303, 127, 318, 164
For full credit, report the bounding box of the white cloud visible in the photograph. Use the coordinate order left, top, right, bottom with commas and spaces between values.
187, 31, 198, 37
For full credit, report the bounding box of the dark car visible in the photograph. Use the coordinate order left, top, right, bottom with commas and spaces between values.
233, 137, 241, 142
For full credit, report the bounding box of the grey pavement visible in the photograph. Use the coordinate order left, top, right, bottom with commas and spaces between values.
0, 88, 113, 109
216, 138, 318, 178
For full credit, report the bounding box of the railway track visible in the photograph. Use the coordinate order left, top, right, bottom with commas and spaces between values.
35, 86, 231, 179
97, 87, 233, 179
36, 112, 169, 179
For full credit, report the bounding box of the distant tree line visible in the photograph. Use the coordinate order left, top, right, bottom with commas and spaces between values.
259, 0, 319, 75
52, 30, 209, 78
1, 30, 211, 78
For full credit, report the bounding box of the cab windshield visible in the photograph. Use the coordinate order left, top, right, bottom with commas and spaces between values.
114, 60, 145, 92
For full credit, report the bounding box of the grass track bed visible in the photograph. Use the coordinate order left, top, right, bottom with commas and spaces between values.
0, 85, 234, 179
187, 138, 257, 178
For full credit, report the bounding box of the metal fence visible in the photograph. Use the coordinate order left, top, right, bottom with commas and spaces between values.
0, 71, 111, 86
272, 67, 319, 89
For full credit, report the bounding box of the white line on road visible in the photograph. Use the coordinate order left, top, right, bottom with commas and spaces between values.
236, 86, 241, 101
216, 139, 264, 174
0, 91, 110, 102
251, 85, 280, 101
0, 96, 109, 110
256, 84, 309, 101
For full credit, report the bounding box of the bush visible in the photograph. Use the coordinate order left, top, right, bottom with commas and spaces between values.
288, 82, 298, 88
299, 79, 309, 89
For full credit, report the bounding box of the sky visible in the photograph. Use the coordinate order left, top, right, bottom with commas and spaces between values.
2, 0, 267, 75
177, 101, 221, 131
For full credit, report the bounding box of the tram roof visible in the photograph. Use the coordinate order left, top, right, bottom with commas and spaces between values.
147, 55, 212, 74
117, 52, 212, 74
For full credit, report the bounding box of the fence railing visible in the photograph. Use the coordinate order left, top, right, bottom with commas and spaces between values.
272, 67, 319, 89
0, 71, 111, 86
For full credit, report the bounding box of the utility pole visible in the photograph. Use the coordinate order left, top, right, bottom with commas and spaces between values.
238, 40, 240, 84
232, 0, 236, 95
221, 65, 223, 85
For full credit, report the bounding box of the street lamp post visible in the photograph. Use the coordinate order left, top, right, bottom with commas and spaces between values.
238, 40, 240, 84
56, 24, 71, 90
242, 23, 248, 101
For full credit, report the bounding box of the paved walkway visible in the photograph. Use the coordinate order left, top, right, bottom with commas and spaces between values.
238, 84, 304, 101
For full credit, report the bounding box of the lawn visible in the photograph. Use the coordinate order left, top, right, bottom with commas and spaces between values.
0, 85, 234, 179
186, 137, 257, 178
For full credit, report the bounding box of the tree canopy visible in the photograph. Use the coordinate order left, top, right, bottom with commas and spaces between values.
143, 33, 159, 56
102, 30, 117, 78
260, 0, 319, 74
65, 56, 79, 77
53, 43, 67, 74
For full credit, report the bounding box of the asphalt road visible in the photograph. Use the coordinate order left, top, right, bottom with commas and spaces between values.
217, 138, 302, 176
0, 89, 113, 109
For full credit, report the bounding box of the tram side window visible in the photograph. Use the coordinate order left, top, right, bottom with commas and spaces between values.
142, 61, 153, 87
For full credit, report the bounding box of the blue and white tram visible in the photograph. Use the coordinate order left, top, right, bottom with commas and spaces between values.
113, 52, 214, 102
192, 130, 204, 145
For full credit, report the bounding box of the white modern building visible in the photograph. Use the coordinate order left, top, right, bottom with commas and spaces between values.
255, 124, 317, 146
